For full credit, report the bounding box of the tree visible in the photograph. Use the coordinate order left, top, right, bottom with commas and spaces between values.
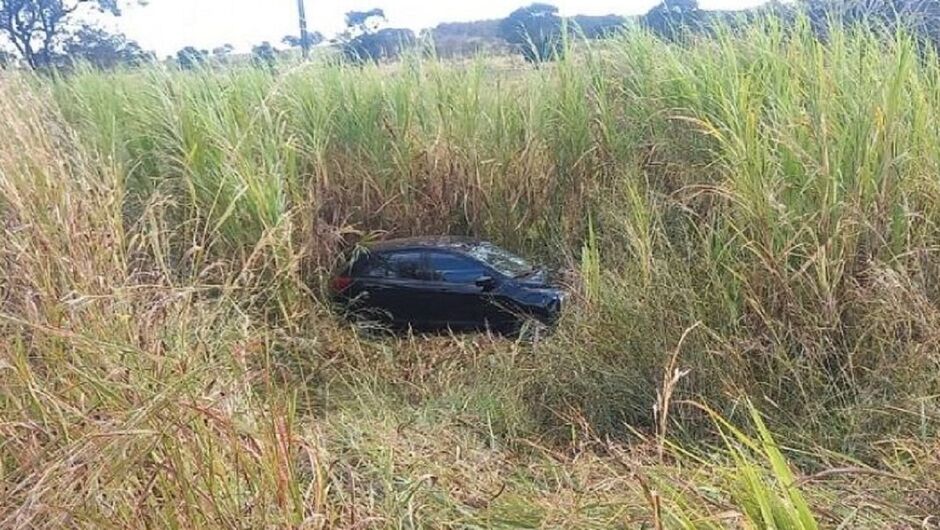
250, 40, 277, 69
211, 43, 234, 62
339, 8, 415, 63
282, 31, 323, 49
55, 25, 151, 69
0, 0, 133, 69
175, 46, 208, 70
643, 0, 703, 40
424, 19, 508, 58
342, 27, 416, 62
498, 3, 565, 63
344, 8, 385, 37
802, 0, 940, 48
570, 14, 626, 39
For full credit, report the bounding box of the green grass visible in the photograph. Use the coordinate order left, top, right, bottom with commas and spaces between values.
3, 15, 940, 528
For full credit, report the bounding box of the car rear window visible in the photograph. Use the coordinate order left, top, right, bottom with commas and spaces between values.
356, 254, 391, 278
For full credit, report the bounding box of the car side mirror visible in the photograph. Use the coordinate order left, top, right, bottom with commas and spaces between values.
475, 276, 497, 291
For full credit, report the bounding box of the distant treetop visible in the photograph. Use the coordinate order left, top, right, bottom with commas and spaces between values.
282, 32, 324, 49
498, 3, 565, 63
345, 8, 387, 36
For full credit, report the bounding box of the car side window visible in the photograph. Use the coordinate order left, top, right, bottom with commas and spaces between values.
427, 251, 487, 284
386, 250, 434, 281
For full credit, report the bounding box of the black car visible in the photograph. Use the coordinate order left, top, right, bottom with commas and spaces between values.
330, 237, 566, 334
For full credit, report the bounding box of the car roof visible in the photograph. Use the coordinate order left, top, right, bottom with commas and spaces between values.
365, 236, 484, 253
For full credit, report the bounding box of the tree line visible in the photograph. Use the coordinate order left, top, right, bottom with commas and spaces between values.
2, 0, 940, 71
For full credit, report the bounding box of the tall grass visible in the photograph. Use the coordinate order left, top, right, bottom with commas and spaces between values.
3, 15, 940, 528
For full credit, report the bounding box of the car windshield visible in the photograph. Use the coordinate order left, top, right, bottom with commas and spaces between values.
466, 243, 534, 278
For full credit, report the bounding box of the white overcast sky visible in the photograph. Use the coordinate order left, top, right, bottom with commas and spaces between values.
114, 0, 769, 57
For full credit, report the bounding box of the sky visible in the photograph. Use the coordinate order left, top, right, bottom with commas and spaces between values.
114, 0, 770, 57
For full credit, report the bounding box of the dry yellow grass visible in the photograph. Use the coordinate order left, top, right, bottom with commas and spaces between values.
3, 17, 940, 528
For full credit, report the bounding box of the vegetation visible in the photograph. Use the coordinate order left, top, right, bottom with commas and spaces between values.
54, 25, 152, 69
175, 45, 209, 70
338, 8, 417, 63
0, 0, 141, 69
426, 9, 624, 59
643, 0, 704, 39
3, 11, 940, 529
570, 14, 627, 38
250, 41, 279, 70
498, 3, 566, 62
423, 19, 509, 58
283, 31, 325, 51
211, 43, 235, 64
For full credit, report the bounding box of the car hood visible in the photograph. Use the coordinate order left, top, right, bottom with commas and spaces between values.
515, 268, 559, 288
506, 272, 567, 313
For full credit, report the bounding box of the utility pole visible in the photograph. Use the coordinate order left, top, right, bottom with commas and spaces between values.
296, 0, 311, 59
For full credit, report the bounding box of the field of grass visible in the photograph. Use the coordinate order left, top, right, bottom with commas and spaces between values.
3, 17, 940, 528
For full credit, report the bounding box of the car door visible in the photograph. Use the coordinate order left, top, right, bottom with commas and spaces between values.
424, 250, 493, 327
374, 249, 440, 325
344, 251, 397, 321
